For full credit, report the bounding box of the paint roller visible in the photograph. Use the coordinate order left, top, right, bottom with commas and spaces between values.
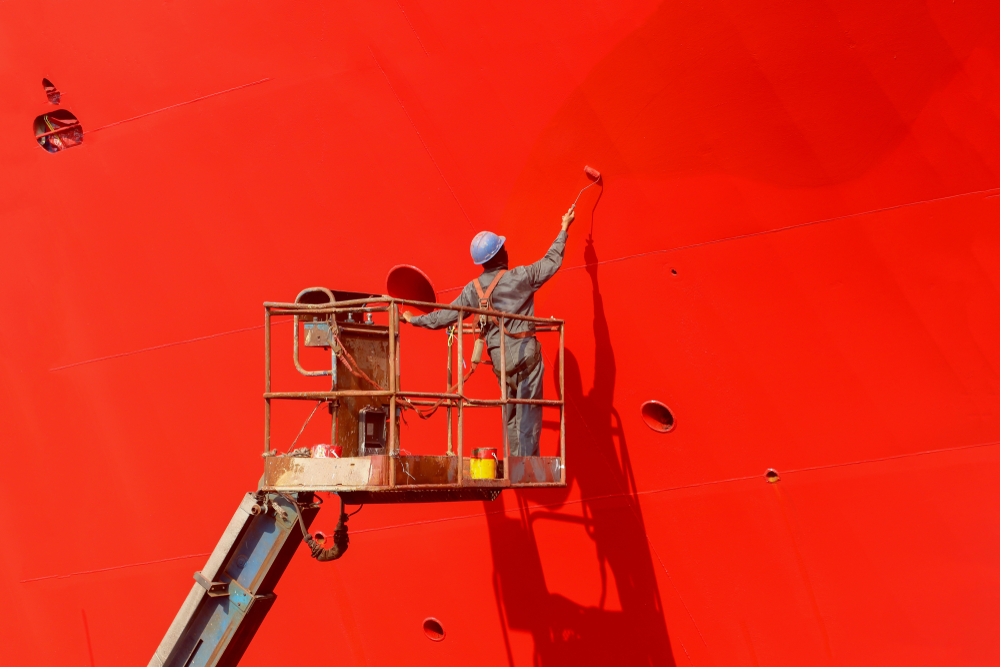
569, 165, 602, 212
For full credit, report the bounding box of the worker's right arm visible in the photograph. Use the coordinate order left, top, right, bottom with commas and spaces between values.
524, 206, 574, 289
405, 284, 476, 329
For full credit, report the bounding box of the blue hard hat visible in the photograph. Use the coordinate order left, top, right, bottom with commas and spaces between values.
470, 231, 506, 265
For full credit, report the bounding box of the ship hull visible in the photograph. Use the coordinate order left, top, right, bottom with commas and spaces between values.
2, 0, 999, 664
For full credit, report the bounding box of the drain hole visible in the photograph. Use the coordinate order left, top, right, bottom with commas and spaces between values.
671, 268, 678, 275
42, 78, 61, 104
423, 617, 445, 641
765, 469, 780, 483
34, 109, 82, 153
640, 401, 674, 433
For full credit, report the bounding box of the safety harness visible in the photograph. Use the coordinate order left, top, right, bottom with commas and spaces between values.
472, 269, 534, 342
473, 270, 541, 393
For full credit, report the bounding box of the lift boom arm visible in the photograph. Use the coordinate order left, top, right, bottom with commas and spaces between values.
148, 492, 318, 667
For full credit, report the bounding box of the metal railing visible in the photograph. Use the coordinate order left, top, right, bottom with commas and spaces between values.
263, 296, 566, 489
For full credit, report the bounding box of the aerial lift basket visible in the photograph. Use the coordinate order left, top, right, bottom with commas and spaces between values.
260, 287, 567, 504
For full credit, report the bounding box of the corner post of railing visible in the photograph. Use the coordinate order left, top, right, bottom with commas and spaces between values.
264, 307, 271, 456
388, 300, 397, 395
446, 326, 453, 455
456, 308, 464, 486
394, 301, 401, 392
330, 330, 338, 453
500, 315, 509, 481
559, 320, 566, 485
388, 300, 398, 488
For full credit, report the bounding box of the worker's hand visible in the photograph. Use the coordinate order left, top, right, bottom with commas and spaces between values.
561, 205, 575, 231
401, 311, 413, 324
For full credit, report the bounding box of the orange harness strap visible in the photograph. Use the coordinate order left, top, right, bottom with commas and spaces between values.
472, 270, 534, 340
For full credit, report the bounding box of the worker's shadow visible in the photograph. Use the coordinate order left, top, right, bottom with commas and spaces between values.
484, 239, 676, 666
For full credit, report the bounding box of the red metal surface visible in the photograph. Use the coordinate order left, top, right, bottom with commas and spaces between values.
2, 0, 1000, 665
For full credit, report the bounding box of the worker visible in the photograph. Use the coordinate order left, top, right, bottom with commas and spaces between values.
402, 206, 575, 456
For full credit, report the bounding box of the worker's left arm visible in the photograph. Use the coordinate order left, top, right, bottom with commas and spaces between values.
404, 284, 476, 329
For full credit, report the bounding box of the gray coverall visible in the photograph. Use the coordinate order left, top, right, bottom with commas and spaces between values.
410, 230, 568, 456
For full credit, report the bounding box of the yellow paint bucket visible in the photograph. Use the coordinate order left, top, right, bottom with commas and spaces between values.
470, 448, 498, 479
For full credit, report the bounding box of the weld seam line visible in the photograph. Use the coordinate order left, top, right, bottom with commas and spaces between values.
20, 552, 211, 584
439, 185, 1000, 293
632, 438, 1000, 500
393, 0, 429, 56
368, 47, 475, 230
85, 78, 271, 134
22, 439, 996, 584
49, 169, 994, 373
350, 492, 625, 535
353, 437, 1000, 535
49, 321, 286, 371
641, 532, 708, 648
772, 437, 1000, 477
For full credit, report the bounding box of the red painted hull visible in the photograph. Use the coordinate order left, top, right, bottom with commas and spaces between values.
3, 0, 1000, 664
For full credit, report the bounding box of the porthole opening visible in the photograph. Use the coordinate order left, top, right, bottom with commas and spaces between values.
765, 469, 780, 483
42, 78, 61, 104
640, 401, 674, 433
423, 617, 445, 642
34, 109, 82, 153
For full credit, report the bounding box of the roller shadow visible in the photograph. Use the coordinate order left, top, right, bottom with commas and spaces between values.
484, 238, 675, 665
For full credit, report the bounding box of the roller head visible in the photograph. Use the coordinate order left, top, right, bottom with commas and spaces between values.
584, 165, 601, 180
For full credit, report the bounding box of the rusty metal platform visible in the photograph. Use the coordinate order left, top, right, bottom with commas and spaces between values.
260, 455, 562, 493
260, 292, 567, 502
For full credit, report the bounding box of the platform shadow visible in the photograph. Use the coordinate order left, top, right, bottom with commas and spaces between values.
484, 239, 675, 665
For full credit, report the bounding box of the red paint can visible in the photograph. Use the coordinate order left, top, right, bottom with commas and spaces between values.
472, 448, 498, 460
312, 444, 344, 458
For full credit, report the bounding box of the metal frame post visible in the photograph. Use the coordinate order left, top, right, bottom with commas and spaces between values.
456, 309, 464, 486
395, 306, 401, 391
264, 309, 271, 455
446, 328, 453, 455
388, 304, 397, 488
499, 315, 509, 480
559, 321, 566, 484
330, 322, 338, 452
